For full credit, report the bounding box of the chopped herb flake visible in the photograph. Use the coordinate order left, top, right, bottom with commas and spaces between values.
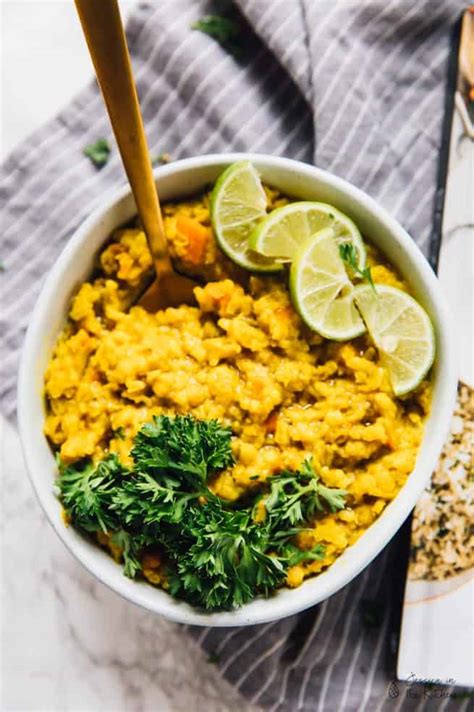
84, 138, 111, 168
151, 152, 172, 166
192, 15, 242, 57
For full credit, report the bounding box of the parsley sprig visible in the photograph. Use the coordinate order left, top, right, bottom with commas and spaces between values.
339, 242, 376, 293
56, 415, 347, 610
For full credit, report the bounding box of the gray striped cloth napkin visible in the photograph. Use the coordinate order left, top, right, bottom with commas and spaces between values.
0, 1, 467, 710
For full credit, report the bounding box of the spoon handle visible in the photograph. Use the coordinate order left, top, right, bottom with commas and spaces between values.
74, 0, 172, 275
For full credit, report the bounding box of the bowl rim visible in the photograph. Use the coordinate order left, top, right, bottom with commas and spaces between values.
17, 152, 458, 626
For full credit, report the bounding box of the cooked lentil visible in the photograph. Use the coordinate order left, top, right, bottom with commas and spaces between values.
44, 187, 431, 588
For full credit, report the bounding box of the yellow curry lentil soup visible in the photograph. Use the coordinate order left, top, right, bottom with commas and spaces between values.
44, 187, 431, 590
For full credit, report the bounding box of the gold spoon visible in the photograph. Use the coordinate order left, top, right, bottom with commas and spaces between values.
74, 0, 197, 311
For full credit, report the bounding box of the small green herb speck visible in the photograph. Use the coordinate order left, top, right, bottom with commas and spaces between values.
0, 260, 5, 272
113, 427, 126, 440
207, 651, 220, 664
338, 242, 376, 293
192, 15, 242, 57
84, 138, 111, 168
151, 152, 172, 166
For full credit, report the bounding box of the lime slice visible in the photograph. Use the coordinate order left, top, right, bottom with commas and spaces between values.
289, 228, 366, 340
249, 201, 366, 267
353, 284, 435, 396
210, 161, 282, 273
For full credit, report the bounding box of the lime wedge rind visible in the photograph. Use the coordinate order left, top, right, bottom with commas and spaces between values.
249, 201, 366, 268
211, 161, 283, 273
290, 228, 367, 341
353, 284, 435, 396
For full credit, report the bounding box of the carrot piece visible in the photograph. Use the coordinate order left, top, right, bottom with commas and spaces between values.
176, 215, 210, 264
265, 410, 279, 433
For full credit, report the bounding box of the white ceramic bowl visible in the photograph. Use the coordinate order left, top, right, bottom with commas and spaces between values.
18, 153, 458, 626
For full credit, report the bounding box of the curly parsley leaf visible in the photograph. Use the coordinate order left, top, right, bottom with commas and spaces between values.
56, 454, 124, 534
256, 458, 346, 569
110, 530, 143, 579
338, 242, 376, 293
56, 416, 348, 610
260, 457, 347, 530
131, 415, 234, 487
167, 500, 286, 610
113, 471, 201, 529
84, 138, 111, 168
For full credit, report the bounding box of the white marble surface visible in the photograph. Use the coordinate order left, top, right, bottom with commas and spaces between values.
0, 4, 258, 711
1, 417, 259, 711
